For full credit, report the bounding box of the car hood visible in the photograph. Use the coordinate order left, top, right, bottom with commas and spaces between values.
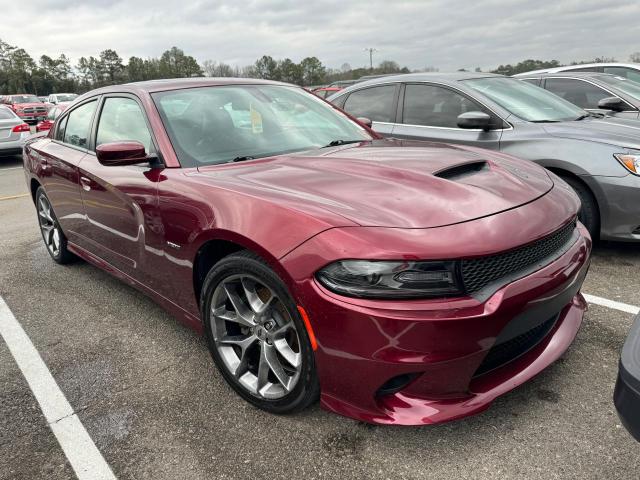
543, 117, 640, 150
195, 140, 554, 228
13, 102, 46, 109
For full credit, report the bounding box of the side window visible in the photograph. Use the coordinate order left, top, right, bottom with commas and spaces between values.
55, 114, 68, 141
544, 78, 610, 109
603, 67, 640, 83
343, 85, 397, 123
402, 83, 487, 128
521, 78, 541, 86
63, 100, 97, 148
96, 97, 153, 152
568, 66, 603, 73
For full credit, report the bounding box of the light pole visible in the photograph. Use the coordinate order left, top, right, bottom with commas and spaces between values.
364, 48, 378, 70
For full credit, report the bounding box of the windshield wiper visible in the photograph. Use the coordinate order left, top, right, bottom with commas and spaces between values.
323, 139, 365, 148
231, 156, 255, 162
574, 113, 592, 121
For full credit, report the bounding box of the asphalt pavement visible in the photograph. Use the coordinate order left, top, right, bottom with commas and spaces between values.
0, 155, 638, 479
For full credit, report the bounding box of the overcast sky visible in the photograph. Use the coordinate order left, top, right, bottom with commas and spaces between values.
1, 0, 639, 71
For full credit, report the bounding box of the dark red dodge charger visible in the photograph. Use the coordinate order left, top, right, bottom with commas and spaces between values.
23, 78, 591, 425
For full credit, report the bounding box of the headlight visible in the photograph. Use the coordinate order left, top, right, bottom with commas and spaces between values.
316, 260, 463, 299
614, 153, 640, 176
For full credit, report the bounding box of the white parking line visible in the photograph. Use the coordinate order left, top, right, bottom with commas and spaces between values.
584, 293, 640, 315
0, 296, 116, 480
0, 166, 24, 171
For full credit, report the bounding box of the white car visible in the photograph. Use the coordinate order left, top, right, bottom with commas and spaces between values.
514, 63, 640, 83
47, 93, 78, 105
0, 106, 31, 156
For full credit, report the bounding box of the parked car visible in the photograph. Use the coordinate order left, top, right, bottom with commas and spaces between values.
329, 73, 640, 242
519, 72, 640, 119
36, 102, 69, 132
0, 106, 31, 156
312, 86, 342, 99
614, 313, 640, 441
514, 63, 640, 83
1, 94, 48, 124
23, 78, 591, 425
47, 93, 78, 105
38, 96, 48, 103
328, 79, 359, 88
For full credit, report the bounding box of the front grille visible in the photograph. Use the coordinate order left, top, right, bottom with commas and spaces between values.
473, 315, 558, 377
461, 220, 576, 295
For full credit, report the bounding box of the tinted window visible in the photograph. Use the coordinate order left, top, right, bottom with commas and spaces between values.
97, 97, 153, 152
11, 95, 40, 104
521, 78, 540, 86
153, 85, 370, 167
63, 101, 97, 148
603, 67, 640, 83
402, 84, 486, 128
55, 115, 68, 141
343, 85, 396, 123
567, 66, 603, 73
544, 78, 611, 109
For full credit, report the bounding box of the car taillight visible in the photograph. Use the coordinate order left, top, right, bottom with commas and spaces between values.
12, 123, 30, 132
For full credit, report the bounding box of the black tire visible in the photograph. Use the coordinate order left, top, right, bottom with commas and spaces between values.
560, 175, 599, 240
35, 187, 76, 264
201, 250, 319, 413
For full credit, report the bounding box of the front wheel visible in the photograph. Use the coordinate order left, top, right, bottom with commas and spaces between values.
201, 250, 319, 413
561, 176, 600, 240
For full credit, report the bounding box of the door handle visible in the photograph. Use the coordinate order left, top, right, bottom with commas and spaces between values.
80, 176, 92, 191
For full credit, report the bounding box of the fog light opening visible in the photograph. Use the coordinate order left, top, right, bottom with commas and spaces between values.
375, 373, 419, 397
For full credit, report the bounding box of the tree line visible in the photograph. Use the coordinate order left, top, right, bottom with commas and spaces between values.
2, 36, 638, 95
0, 38, 412, 95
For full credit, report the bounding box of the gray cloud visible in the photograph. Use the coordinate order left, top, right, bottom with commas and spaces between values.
2, 0, 639, 71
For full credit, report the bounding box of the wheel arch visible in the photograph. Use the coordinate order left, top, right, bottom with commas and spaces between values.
30, 178, 41, 204
191, 229, 294, 308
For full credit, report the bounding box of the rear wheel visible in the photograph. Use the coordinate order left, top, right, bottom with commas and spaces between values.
201, 250, 319, 413
561, 175, 599, 240
35, 187, 75, 264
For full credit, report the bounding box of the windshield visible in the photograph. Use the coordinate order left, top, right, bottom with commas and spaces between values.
56, 94, 78, 102
595, 75, 640, 100
152, 85, 372, 167
12, 95, 41, 104
464, 77, 585, 122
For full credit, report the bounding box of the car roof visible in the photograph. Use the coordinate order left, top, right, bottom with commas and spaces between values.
518, 72, 619, 79
330, 72, 505, 98
515, 63, 640, 77
74, 77, 295, 103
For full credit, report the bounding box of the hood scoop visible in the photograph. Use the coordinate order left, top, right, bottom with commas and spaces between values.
433, 161, 488, 181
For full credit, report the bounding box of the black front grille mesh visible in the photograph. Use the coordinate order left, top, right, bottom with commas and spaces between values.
474, 315, 558, 377
461, 220, 576, 295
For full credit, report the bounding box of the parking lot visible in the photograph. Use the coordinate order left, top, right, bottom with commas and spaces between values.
0, 154, 638, 479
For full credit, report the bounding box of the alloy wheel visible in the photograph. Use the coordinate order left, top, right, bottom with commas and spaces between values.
37, 195, 61, 257
211, 274, 302, 400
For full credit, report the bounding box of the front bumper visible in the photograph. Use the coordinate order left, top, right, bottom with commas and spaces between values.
582, 173, 640, 242
614, 313, 640, 441
284, 222, 591, 425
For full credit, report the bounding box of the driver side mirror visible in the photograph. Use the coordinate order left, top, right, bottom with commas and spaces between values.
457, 111, 492, 130
597, 96, 626, 112
356, 117, 373, 128
96, 141, 152, 166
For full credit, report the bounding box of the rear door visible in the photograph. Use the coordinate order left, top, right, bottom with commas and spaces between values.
34, 98, 98, 242
392, 82, 503, 149
339, 84, 399, 136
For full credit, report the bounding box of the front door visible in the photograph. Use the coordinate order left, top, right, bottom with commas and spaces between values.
76, 95, 164, 289
391, 83, 503, 150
